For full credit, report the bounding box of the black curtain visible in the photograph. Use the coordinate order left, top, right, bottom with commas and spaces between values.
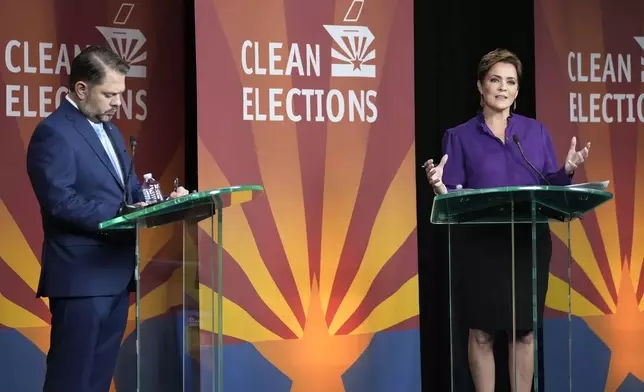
415, 0, 538, 391
184, 0, 198, 192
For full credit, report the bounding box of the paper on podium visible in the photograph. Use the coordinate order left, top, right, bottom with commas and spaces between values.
565, 180, 610, 191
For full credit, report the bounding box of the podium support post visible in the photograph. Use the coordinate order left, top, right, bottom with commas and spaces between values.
100, 185, 264, 392
431, 185, 612, 392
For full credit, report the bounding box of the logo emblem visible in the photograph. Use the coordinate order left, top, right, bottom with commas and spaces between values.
96, 3, 147, 78
635, 37, 644, 82
635, 36, 644, 50
324, 0, 376, 78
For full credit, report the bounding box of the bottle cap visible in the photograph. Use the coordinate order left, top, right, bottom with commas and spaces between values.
143, 173, 152, 180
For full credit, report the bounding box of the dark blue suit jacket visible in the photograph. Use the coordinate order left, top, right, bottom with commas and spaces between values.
27, 99, 143, 298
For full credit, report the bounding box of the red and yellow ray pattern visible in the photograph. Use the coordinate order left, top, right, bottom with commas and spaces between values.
0, 0, 187, 388
0, 0, 418, 390
536, 0, 644, 388
194, 0, 418, 389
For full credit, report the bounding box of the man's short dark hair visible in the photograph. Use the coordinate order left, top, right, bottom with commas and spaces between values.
69, 45, 130, 92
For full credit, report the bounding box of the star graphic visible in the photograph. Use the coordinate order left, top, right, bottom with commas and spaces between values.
584, 262, 644, 391
351, 59, 363, 71
254, 280, 373, 392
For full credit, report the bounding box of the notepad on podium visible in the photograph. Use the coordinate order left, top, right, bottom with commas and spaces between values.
565, 180, 610, 191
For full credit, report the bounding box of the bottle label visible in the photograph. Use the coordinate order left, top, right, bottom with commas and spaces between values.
142, 188, 152, 203
141, 178, 163, 204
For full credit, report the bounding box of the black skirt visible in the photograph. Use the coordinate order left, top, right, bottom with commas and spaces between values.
450, 222, 552, 334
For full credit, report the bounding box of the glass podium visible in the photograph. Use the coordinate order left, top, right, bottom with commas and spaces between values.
430, 185, 612, 392
99, 185, 264, 392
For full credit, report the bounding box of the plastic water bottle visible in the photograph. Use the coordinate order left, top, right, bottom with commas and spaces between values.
141, 173, 163, 204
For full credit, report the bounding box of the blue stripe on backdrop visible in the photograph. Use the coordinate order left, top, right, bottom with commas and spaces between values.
0, 329, 46, 392
112, 315, 421, 392
343, 329, 422, 392
543, 317, 644, 391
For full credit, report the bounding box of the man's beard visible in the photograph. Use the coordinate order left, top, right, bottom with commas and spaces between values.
78, 102, 107, 123
97, 112, 115, 122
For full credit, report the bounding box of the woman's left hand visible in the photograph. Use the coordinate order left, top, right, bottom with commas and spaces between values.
565, 136, 590, 175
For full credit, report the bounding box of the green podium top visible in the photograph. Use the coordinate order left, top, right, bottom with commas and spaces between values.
99, 185, 264, 230
430, 185, 613, 224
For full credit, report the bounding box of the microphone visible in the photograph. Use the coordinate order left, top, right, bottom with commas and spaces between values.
118, 136, 137, 215
512, 134, 551, 186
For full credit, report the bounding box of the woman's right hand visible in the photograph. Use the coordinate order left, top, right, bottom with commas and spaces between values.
422, 154, 448, 195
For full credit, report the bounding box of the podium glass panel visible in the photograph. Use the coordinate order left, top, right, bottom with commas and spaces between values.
431, 185, 612, 392
100, 185, 264, 392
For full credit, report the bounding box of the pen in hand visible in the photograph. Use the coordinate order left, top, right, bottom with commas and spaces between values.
165, 178, 181, 201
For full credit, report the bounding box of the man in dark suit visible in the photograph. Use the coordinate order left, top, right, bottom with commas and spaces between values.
26, 45, 186, 392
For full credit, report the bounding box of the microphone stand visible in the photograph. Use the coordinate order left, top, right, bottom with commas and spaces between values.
118, 136, 137, 216
512, 135, 551, 186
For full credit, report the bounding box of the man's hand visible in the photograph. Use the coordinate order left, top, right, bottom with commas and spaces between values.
168, 186, 189, 200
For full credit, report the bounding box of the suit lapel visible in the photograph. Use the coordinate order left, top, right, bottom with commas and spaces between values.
62, 100, 124, 190
104, 124, 130, 182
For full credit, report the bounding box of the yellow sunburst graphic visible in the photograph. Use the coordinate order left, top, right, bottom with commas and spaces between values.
537, 0, 644, 389
1, 1, 418, 391
195, 137, 419, 340
192, 0, 419, 389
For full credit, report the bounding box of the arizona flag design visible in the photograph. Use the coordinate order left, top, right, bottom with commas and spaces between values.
0, 1, 186, 391
194, 0, 421, 390
536, 0, 644, 390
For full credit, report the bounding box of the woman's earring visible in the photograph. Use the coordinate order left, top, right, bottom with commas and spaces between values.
513, 100, 517, 111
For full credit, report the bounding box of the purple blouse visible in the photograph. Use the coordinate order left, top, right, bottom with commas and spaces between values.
441, 112, 572, 191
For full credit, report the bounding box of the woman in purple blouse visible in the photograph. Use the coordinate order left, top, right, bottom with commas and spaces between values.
424, 49, 590, 392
